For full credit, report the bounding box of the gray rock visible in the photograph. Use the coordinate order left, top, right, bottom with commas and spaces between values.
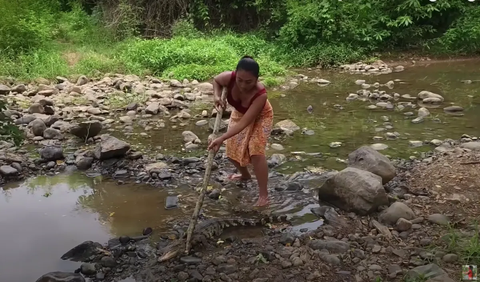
145, 102, 160, 115
165, 195, 178, 209
43, 128, 63, 140
0, 165, 18, 176
405, 264, 447, 280
396, 218, 412, 231
443, 106, 464, 112
39, 146, 64, 161
75, 156, 93, 170
318, 167, 388, 215
35, 272, 85, 282
427, 214, 450, 225
100, 256, 116, 267
379, 202, 415, 225
273, 119, 300, 135
347, 146, 396, 184
94, 135, 130, 160
0, 84, 11, 94
70, 121, 103, 140
308, 240, 350, 253
461, 141, 480, 150
29, 103, 45, 114
30, 118, 47, 136
61, 241, 103, 261
80, 263, 96, 275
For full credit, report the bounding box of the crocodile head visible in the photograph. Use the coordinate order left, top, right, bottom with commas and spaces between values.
158, 239, 184, 263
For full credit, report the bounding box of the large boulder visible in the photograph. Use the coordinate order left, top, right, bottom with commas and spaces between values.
35, 272, 85, 282
318, 167, 389, 215
94, 135, 130, 160
347, 146, 396, 184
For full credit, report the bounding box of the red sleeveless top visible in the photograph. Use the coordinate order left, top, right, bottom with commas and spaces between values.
226, 71, 267, 114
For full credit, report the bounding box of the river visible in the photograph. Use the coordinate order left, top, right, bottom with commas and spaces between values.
1, 59, 479, 282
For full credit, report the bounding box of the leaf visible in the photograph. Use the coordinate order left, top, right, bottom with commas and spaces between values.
109, 212, 115, 217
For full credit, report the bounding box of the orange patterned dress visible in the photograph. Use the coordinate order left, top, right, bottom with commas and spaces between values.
224, 71, 274, 167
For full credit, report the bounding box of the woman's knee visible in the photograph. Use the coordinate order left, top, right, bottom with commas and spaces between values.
250, 154, 266, 165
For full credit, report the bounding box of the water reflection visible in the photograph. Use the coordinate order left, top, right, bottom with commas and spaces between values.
0, 173, 109, 282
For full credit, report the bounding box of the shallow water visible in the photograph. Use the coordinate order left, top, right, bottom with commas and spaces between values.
108, 59, 480, 171
2, 60, 480, 281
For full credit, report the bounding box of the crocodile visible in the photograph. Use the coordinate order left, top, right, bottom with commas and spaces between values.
158, 214, 289, 263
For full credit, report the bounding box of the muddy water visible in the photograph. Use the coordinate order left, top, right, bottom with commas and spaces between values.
2, 60, 479, 281
0, 172, 317, 282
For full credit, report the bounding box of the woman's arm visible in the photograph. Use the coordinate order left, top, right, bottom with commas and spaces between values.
218, 94, 267, 141
213, 71, 232, 100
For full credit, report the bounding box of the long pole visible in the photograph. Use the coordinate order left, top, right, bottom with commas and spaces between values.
184, 88, 227, 253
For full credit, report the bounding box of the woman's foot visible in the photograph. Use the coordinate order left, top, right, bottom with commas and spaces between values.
254, 196, 269, 207
227, 173, 252, 182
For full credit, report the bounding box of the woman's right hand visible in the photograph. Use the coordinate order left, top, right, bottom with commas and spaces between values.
214, 95, 226, 112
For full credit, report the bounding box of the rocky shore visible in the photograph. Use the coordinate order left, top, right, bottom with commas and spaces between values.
33, 140, 480, 282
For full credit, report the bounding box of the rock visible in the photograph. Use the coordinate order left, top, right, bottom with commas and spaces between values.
39, 146, 64, 161
396, 218, 412, 231
196, 120, 208, 126
444, 106, 464, 112
94, 135, 130, 160
0, 84, 11, 94
273, 119, 300, 135
405, 264, 448, 280
145, 162, 169, 173
145, 102, 160, 115
268, 154, 286, 167
30, 118, 47, 136
370, 143, 388, 150
442, 253, 458, 263
182, 131, 201, 144
0, 165, 18, 176
271, 143, 284, 151
460, 141, 480, 150
29, 103, 45, 114
100, 256, 116, 267
196, 82, 214, 94
347, 146, 396, 184
44, 128, 63, 140
409, 140, 423, 147
61, 241, 103, 261
308, 240, 350, 253
318, 167, 388, 215
76, 75, 88, 86
427, 214, 449, 225
75, 156, 93, 170
379, 202, 415, 225
70, 121, 102, 140
80, 263, 96, 275
417, 91, 444, 102
35, 272, 85, 282
165, 195, 178, 209
418, 107, 430, 118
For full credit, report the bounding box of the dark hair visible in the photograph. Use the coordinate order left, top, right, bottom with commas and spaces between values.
236, 55, 260, 78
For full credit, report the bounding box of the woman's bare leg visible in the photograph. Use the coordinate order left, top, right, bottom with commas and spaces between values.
227, 158, 251, 180
251, 155, 269, 206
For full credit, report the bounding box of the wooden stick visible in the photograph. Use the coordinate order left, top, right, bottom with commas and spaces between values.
184, 88, 227, 254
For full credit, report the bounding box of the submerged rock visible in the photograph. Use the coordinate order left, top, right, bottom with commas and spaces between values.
61, 241, 103, 262
70, 121, 103, 140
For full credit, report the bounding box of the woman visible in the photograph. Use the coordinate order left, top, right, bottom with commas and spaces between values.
207, 56, 273, 207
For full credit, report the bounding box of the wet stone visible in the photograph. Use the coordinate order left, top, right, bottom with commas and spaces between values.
80, 263, 96, 275
180, 256, 202, 264
165, 195, 179, 209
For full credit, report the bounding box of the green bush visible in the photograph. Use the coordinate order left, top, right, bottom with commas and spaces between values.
121, 34, 287, 81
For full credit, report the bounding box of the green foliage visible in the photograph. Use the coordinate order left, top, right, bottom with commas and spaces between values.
0, 100, 24, 146
0, 0, 479, 84
121, 34, 286, 81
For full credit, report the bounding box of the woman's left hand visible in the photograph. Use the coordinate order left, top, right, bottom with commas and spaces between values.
207, 137, 224, 153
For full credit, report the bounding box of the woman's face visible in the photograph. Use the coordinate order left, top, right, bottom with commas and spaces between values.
236, 70, 257, 93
